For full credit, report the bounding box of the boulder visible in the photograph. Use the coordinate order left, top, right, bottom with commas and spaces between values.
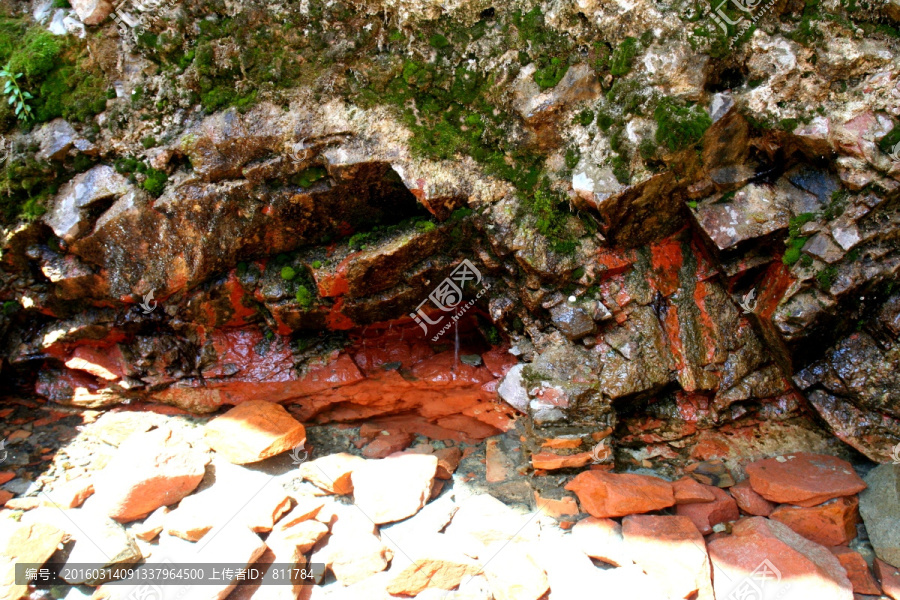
708, 517, 853, 600
350, 453, 437, 524
675, 484, 739, 535
297, 452, 366, 495
745, 453, 866, 507
622, 515, 715, 600
859, 463, 900, 568
91, 428, 208, 522
203, 401, 306, 464
564, 471, 675, 518
770, 496, 859, 546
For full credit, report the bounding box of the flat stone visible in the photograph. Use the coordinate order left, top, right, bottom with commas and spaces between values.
770, 495, 859, 546
35, 119, 77, 161
204, 401, 306, 464
564, 471, 675, 518
730, 479, 776, 516
0, 522, 65, 600
444, 493, 540, 547
92, 428, 208, 522
685, 460, 735, 488
675, 484, 739, 535
745, 453, 867, 507
70, 0, 112, 24
483, 541, 549, 600
267, 518, 328, 554
434, 446, 462, 479
351, 453, 437, 524
673, 476, 717, 504
44, 165, 133, 243
570, 516, 631, 567
43, 477, 94, 509
622, 515, 714, 600
385, 533, 481, 595
859, 463, 900, 568
708, 517, 853, 600
312, 530, 392, 586
531, 451, 593, 470
830, 547, 881, 595
297, 452, 366, 495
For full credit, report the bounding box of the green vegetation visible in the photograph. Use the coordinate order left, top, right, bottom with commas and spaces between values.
609, 37, 639, 77
295, 285, 313, 309
816, 264, 838, 289
280, 266, 297, 281
783, 213, 816, 265
1, 67, 33, 121
311, 260, 322, 269
292, 167, 327, 188
114, 157, 169, 198
654, 98, 712, 152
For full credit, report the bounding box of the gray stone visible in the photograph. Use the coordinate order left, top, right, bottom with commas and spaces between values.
36, 119, 77, 161
803, 232, 845, 263
44, 165, 135, 243
498, 363, 528, 413
549, 301, 597, 340
859, 463, 900, 568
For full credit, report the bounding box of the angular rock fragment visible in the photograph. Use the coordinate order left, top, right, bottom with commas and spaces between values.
770, 496, 859, 547
745, 453, 866, 507
351, 453, 437, 524
570, 516, 631, 567
204, 400, 306, 464
675, 484, 739, 535
730, 479, 775, 516
0, 523, 65, 600
830, 547, 881, 596
565, 471, 675, 518
297, 452, 366, 495
859, 464, 900, 568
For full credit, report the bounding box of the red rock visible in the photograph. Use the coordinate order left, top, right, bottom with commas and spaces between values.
130, 506, 169, 541
770, 496, 859, 546
830, 547, 881, 595
0, 490, 12, 506
486, 438, 515, 483
622, 515, 714, 600
676, 484, 739, 535
673, 476, 717, 504
0, 522, 66, 600
267, 519, 329, 554
875, 558, 900, 600
745, 453, 867, 507
730, 479, 776, 516
386, 535, 481, 595
351, 453, 437, 524
708, 517, 853, 600
541, 437, 583, 450
534, 491, 579, 519
0, 472, 15, 485
6, 430, 29, 443
434, 446, 461, 479
564, 471, 675, 518
297, 452, 366, 495
571, 516, 631, 567
204, 400, 307, 464
92, 428, 208, 522
362, 431, 414, 458
531, 451, 593, 470
65, 346, 127, 381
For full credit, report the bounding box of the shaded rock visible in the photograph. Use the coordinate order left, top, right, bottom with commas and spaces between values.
0, 523, 65, 600
675, 484, 739, 535
570, 516, 631, 567
548, 301, 596, 341
44, 165, 134, 243
531, 451, 593, 470
434, 446, 462, 480
875, 558, 900, 600
686, 460, 736, 488
565, 471, 675, 518
708, 517, 853, 600
362, 431, 414, 459
859, 464, 900, 568
350, 453, 437, 524
622, 515, 714, 600
830, 547, 881, 596
730, 479, 776, 516
770, 496, 859, 547
92, 428, 208, 522
35, 119, 77, 161
297, 452, 366, 495
204, 400, 306, 464
745, 453, 866, 507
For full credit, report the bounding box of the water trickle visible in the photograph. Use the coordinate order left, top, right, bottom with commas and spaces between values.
453, 318, 459, 372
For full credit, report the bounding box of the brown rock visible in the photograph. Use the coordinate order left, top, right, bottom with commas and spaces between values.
745, 453, 867, 507
70, 0, 113, 25
685, 460, 735, 487
351, 453, 437, 524
564, 471, 675, 518
204, 401, 307, 464
486, 438, 515, 483
730, 479, 776, 516
770, 496, 859, 546
676, 484, 739, 535
830, 547, 881, 595
622, 515, 714, 600
362, 431, 414, 459
0, 523, 66, 600
531, 451, 593, 470
708, 517, 853, 600
434, 446, 462, 479
92, 428, 208, 522
571, 516, 631, 567
297, 452, 366, 495
875, 558, 900, 600
673, 476, 717, 504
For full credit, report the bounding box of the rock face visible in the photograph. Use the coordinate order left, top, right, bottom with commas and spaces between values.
203, 400, 307, 464
859, 464, 900, 568
92, 428, 208, 522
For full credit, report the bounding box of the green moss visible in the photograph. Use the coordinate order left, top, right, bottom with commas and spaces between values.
574, 109, 595, 127
281, 266, 297, 281
609, 37, 639, 77
654, 97, 712, 152
565, 147, 580, 170
141, 136, 158, 149
6, 28, 61, 81
816, 264, 838, 289
533, 57, 568, 91
142, 168, 168, 197
311, 260, 322, 269
292, 166, 327, 188
295, 285, 313, 308
611, 155, 631, 185
415, 220, 436, 233
878, 127, 900, 155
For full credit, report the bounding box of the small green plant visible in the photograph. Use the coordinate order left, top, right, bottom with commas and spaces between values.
610, 37, 639, 76
295, 285, 313, 308
654, 98, 712, 152
783, 213, 816, 265
142, 168, 168, 198
533, 57, 568, 91
415, 220, 436, 233
1, 66, 33, 121
311, 260, 322, 269
574, 109, 594, 127
816, 264, 838, 289
281, 266, 296, 281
